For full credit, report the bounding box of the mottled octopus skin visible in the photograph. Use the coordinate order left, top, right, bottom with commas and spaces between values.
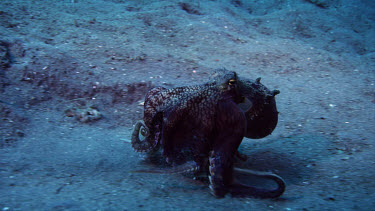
131, 69, 284, 198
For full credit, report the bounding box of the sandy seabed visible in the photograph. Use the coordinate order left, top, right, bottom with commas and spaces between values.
0, 0, 375, 210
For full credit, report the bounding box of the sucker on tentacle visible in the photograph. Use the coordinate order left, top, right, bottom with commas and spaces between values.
131, 120, 151, 152
131, 120, 161, 153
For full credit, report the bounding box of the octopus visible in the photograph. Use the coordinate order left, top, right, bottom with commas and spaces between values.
131, 68, 285, 198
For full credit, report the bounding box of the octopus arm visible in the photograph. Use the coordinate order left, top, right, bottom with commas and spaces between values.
130, 161, 200, 174
160, 102, 192, 162
230, 168, 285, 198
208, 100, 247, 197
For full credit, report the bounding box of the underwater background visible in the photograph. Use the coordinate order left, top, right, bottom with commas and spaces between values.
0, 0, 374, 210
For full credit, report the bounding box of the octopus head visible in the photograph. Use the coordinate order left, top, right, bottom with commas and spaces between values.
237, 77, 279, 139
211, 69, 243, 104
211, 68, 279, 139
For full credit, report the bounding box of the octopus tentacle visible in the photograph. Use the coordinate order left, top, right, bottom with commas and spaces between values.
208, 151, 285, 198
231, 167, 285, 198
131, 161, 200, 174
207, 100, 247, 198
208, 151, 233, 198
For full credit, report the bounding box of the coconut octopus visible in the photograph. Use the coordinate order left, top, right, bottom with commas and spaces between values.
131, 68, 285, 198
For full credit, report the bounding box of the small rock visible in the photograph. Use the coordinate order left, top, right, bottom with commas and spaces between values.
65, 107, 102, 123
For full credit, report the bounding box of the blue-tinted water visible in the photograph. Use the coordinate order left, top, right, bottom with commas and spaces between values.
0, 0, 374, 210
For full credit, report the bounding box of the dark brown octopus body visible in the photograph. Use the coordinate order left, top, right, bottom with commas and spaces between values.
131, 68, 284, 198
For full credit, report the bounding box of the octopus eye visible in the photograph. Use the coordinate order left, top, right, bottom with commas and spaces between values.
228, 79, 236, 85
140, 127, 148, 136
